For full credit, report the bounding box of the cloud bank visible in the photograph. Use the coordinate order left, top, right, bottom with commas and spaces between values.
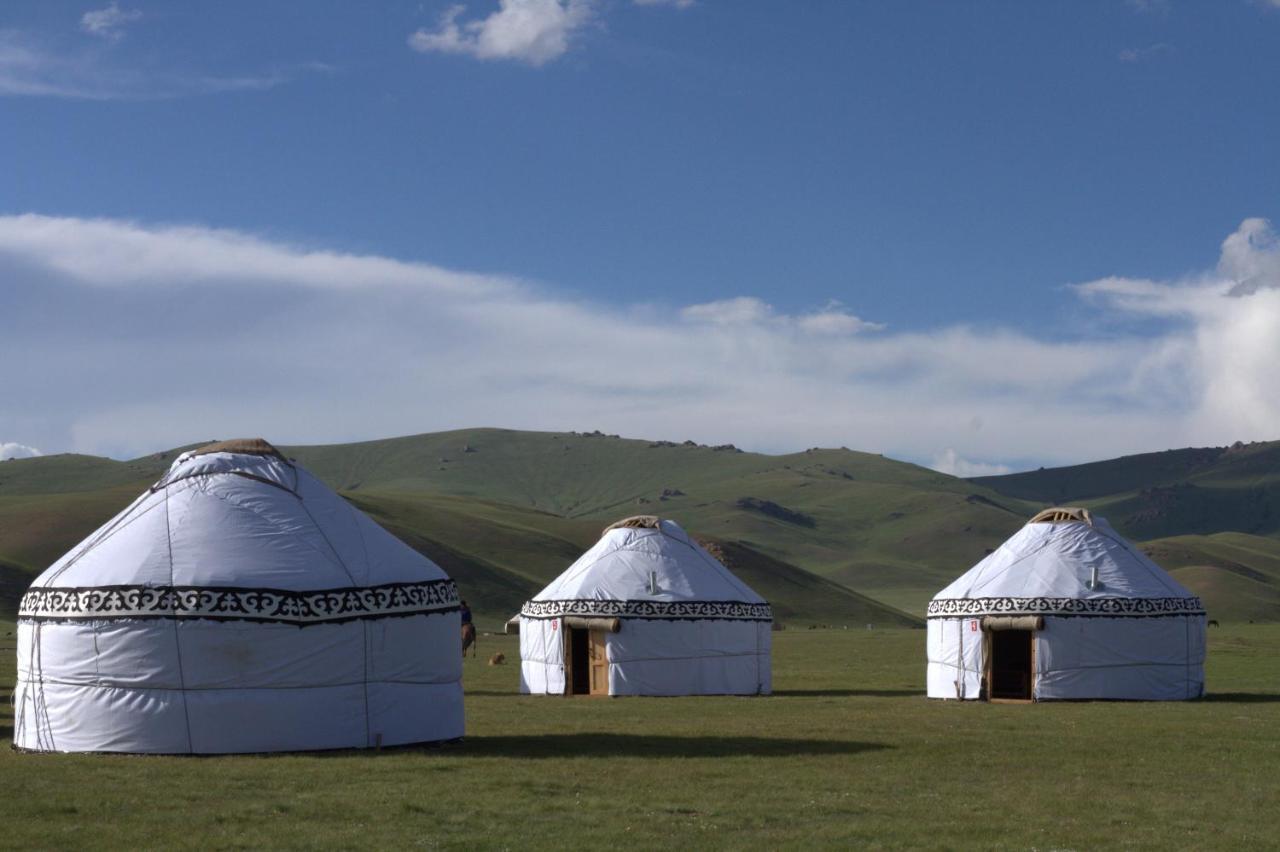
0, 29, 318, 100
1, 213, 1277, 474
80, 3, 143, 42
409, 0, 595, 66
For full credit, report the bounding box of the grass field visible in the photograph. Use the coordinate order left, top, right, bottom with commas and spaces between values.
3, 622, 1278, 849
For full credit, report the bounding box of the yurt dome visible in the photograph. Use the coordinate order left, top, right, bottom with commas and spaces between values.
14, 439, 464, 753
518, 516, 772, 697
926, 507, 1206, 702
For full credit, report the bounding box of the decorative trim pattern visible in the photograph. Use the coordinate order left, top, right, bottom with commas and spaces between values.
520, 598, 772, 622
19, 579, 459, 626
927, 595, 1205, 619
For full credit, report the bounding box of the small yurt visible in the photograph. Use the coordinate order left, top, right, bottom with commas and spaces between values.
518, 516, 772, 697
926, 507, 1206, 702
14, 439, 464, 753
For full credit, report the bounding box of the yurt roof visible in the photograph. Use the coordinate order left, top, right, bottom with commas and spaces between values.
928, 508, 1203, 619
521, 517, 770, 622
20, 438, 458, 626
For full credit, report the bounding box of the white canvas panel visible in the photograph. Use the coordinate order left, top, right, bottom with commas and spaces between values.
176, 621, 362, 689
184, 684, 367, 753
168, 484, 354, 589
16, 620, 182, 688
37, 493, 172, 589
926, 618, 984, 699
607, 654, 768, 696
935, 517, 1194, 603
366, 681, 465, 746
13, 681, 191, 754
605, 621, 770, 696
532, 521, 765, 606
1034, 615, 1206, 700
365, 613, 463, 684
606, 619, 760, 662
518, 618, 566, 695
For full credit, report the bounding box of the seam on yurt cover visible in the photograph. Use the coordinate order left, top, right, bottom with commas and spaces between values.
1034, 660, 1194, 673
190, 479, 349, 574
957, 534, 1057, 597
605, 650, 767, 665
348, 489, 377, 748
164, 481, 196, 754
1092, 524, 1187, 597
291, 478, 373, 745
664, 527, 762, 604
21, 676, 457, 691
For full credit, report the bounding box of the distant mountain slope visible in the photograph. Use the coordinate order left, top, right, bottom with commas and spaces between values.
973, 440, 1280, 541
1140, 532, 1280, 623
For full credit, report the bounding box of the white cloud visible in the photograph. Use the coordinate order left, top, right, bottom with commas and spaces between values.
408, 0, 594, 66
0, 30, 318, 100
681, 297, 884, 335
633, 0, 695, 8
929, 449, 1011, 478
1118, 43, 1173, 63
80, 3, 143, 42
1, 442, 42, 460
1126, 0, 1170, 13
1, 213, 1277, 470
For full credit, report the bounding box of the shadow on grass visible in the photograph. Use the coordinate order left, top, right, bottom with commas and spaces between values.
773, 688, 917, 698
0, 723, 11, 742
445, 734, 888, 759
1201, 692, 1280, 703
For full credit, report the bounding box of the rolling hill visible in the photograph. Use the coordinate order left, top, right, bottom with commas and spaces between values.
3, 429, 1279, 623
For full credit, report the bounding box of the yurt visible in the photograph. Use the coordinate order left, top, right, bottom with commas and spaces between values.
13, 439, 464, 753
926, 507, 1206, 702
518, 516, 772, 697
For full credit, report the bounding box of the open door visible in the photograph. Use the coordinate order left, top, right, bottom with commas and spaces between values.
588, 629, 609, 696
987, 629, 1035, 701
566, 627, 591, 695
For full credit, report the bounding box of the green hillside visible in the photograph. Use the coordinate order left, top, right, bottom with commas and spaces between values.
1139, 532, 1280, 624
4, 428, 1279, 624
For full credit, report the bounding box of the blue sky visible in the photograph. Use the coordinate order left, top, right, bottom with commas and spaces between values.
2, 1, 1279, 472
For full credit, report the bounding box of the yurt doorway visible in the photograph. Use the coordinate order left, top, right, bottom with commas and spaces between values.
987, 629, 1035, 701
565, 627, 609, 696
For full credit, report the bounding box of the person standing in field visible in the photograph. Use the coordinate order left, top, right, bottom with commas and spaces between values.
460, 599, 476, 657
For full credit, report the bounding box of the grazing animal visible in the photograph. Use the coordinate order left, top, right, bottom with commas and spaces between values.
488, 652, 506, 666
461, 622, 477, 657
1208, 619, 1220, 628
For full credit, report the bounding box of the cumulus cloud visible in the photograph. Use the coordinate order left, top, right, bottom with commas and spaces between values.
1, 442, 42, 460
408, 0, 594, 66
80, 3, 143, 42
0, 30, 319, 100
929, 449, 1011, 479
1, 213, 1277, 470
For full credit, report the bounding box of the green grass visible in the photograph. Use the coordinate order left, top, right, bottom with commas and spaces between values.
3, 621, 1278, 848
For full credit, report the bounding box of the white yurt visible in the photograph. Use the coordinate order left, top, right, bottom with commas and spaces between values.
14, 439, 464, 753
518, 516, 772, 697
926, 507, 1206, 702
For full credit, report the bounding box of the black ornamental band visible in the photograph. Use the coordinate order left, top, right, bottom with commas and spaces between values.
19, 579, 460, 626
926, 595, 1205, 619
520, 598, 772, 622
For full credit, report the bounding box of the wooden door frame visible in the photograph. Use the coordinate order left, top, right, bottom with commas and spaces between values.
562, 625, 610, 697
984, 628, 1037, 704
588, 629, 609, 697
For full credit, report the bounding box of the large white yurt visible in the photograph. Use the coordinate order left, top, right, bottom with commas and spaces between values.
13, 439, 464, 753
518, 516, 772, 697
926, 507, 1206, 702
